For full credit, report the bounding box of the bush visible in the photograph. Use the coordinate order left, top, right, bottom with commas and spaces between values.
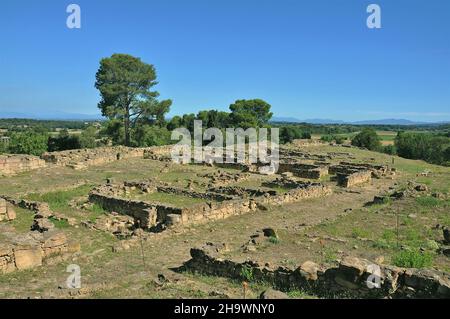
48, 135, 81, 152
8, 131, 48, 156
334, 135, 346, 144
395, 132, 450, 166
240, 265, 254, 282
280, 126, 310, 144
351, 128, 381, 151
79, 126, 98, 148
320, 135, 333, 142
383, 144, 397, 155
392, 250, 433, 268
134, 125, 172, 147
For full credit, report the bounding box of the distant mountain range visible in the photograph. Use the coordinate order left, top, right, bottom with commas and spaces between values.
0, 111, 103, 121
0, 111, 448, 126
271, 117, 448, 125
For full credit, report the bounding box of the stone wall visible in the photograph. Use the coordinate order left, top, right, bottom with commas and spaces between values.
41, 146, 148, 169
0, 154, 46, 176
182, 243, 450, 299
143, 146, 173, 162
337, 171, 372, 188
0, 198, 16, 222
88, 190, 180, 229
0, 230, 78, 274
278, 163, 328, 179
329, 161, 394, 178
89, 180, 332, 232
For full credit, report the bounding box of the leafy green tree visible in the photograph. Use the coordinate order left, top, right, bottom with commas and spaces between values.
229, 99, 272, 128
0, 141, 7, 154
95, 53, 172, 146
383, 144, 397, 155
351, 128, 381, 151
167, 116, 182, 131
333, 135, 345, 144
181, 113, 196, 131
134, 125, 172, 147
47, 134, 81, 152
100, 119, 126, 146
9, 131, 48, 156
79, 126, 98, 148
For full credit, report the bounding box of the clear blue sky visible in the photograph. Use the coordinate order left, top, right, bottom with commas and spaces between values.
1, 0, 449, 121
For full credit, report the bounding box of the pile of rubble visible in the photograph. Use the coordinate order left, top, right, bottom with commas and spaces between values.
82, 212, 135, 239
199, 171, 249, 187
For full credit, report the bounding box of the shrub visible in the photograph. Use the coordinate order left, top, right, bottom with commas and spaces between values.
240, 265, 254, 282
320, 134, 333, 142
351, 128, 381, 151
134, 125, 172, 147
383, 144, 397, 155
392, 250, 433, 268
47, 135, 81, 152
79, 126, 98, 148
8, 131, 48, 156
280, 126, 310, 144
395, 132, 450, 166
334, 135, 346, 144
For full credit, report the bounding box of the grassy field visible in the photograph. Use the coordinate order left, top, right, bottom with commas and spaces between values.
0, 144, 449, 298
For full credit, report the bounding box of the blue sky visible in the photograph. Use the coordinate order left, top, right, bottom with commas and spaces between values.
1, 0, 449, 121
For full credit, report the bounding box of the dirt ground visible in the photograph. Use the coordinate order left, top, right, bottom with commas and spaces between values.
0, 144, 449, 299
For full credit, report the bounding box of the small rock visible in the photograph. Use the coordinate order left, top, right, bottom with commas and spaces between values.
414, 184, 428, 192
260, 288, 288, 299
443, 227, 450, 244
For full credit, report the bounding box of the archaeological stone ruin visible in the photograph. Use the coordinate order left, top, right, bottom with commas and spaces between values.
181, 242, 450, 299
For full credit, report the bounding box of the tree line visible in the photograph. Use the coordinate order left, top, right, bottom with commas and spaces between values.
349, 128, 450, 166
1, 53, 448, 167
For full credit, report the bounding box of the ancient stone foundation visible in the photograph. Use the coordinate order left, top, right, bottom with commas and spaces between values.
278, 163, 328, 179
41, 146, 147, 169
329, 161, 395, 178
337, 171, 372, 188
89, 180, 332, 232
182, 243, 450, 299
0, 154, 46, 176
0, 198, 16, 222
0, 230, 78, 274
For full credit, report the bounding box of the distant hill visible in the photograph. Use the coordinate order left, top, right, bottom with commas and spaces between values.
352, 119, 428, 125
0, 111, 102, 121
271, 117, 443, 125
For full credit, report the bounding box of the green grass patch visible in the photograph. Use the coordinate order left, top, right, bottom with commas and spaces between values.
48, 216, 70, 229
415, 196, 442, 208
86, 203, 107, 223
351, 227, 370, 239
26, 184, 93, 213
392, 250, 434, 268
268, 236, 280, 244
138, 192, 207, 207
7, 207, 34, 233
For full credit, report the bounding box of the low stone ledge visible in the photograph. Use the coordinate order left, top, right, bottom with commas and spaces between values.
182, 243, 450, 299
